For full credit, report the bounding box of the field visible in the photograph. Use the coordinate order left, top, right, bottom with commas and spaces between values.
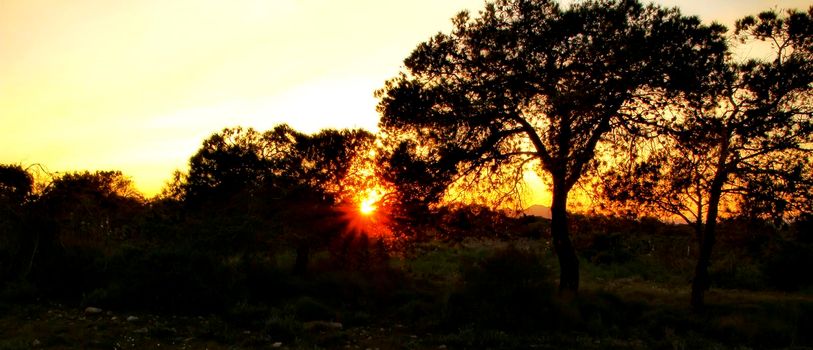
3, 220, 812, 350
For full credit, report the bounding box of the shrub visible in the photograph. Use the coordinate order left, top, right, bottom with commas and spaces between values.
582, 232, 633, 265
80, 245, 236, 312
0, 280, 36, 304
709, 254, 765, 290
264, 309, 303, 341
763, 240, 813, 291
292, 296, 336, 321
444, 246, 555, 330
30, 246, 105, 302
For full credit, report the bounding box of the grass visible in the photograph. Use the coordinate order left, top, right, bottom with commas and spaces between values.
3, 237, 812, 349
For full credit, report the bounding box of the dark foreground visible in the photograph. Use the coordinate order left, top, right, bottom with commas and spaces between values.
2, 285, 812, 349
3, 238, 812, 350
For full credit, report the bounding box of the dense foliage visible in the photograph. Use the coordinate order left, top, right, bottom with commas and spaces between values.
376, 0, 727, 294
597, 7, 813, 306
1, 0, 812, 348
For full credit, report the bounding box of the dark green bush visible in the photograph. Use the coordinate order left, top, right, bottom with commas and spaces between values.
264, 310, 303, 341
30, 246, 105, 302
292, 296, 336, 321
709, 257, 765, 290
79, 245, 236, 312
574, 291, 648, 333
582, 232, 633, 265
762, 240, 813, 291
0, 280, 36, 304
444, 246, 555, 330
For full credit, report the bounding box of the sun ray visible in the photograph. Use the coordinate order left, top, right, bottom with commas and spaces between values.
359, 189, 383, 215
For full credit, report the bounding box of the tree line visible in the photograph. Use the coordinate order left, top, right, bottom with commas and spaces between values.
1, 0, 811, 310
375, 0, 812, 307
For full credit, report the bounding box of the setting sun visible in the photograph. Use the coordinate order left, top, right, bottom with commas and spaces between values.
358, 189, 383, 215
339, 187, 392, 238
360, 199, 377, 215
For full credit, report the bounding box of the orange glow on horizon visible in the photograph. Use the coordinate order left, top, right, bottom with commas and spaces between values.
1, 0, 803, 201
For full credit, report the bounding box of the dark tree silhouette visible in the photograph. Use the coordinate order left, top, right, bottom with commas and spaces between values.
0, 164, 34, 280
183, 125, 375, 205
377, 139, 459, 240
274, 127, 376, 274
36, 171, 145, 248
681, 8, 811, 308
737, 151, 813, 224
181, 125, 376, 273
376, 0, 726, 294
0, 164, 33, 205
17, 170, 146, 295
598, 7, 813, 307
184, 126, 278, 207
281, 127, 377, 201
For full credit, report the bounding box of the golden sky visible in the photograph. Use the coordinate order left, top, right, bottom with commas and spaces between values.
1, 0, 809, 200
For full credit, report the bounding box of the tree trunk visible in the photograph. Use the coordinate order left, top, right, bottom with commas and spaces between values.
691, 136, 730, 309
690, 186, 721, 309
293, 243, 310, 275
551, 178, 579, 296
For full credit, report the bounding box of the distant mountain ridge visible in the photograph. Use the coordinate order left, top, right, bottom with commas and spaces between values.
524, 204, 551, 219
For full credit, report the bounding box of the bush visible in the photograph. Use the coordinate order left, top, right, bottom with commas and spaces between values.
264, 309, 303, 341
80, 245, 236, 312
762, 240, 813, 291
292, 296, 336, 321
582, 232, 633, 265
30, 246, 105, 302
0, 280, 37, 304
444, 246, 555, 330
709, 254, 765, 290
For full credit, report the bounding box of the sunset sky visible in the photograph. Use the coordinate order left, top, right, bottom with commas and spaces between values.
1, 0, 809, 201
